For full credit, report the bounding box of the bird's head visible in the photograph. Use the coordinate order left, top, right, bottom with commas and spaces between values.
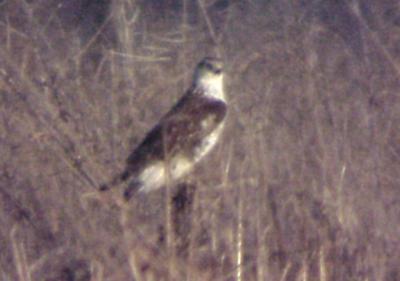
193, 57, 224, 99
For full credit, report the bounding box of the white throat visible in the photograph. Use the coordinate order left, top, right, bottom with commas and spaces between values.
197, 76, 225, 102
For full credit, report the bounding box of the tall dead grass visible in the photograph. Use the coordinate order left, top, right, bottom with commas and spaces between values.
1, 0, 400, 280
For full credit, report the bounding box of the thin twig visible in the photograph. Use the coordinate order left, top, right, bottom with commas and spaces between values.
197, 0, 219, 46
11, 226, 32, 281
73, 14, 113, 62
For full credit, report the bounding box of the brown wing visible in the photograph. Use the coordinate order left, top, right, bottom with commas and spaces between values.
123, 91, 227, 178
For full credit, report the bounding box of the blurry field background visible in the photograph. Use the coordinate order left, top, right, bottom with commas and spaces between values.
1, 0, 400, 280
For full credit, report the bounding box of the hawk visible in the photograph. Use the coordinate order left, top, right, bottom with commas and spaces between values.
100, 57, 227, 200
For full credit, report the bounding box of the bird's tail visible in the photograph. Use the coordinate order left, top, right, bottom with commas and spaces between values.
123, 180, 142, 201
99, 170, 131, 192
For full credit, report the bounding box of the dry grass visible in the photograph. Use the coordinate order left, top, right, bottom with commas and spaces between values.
1, 0, 400, 280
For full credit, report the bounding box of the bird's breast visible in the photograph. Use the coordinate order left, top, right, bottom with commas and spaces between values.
194, 121, 225, 163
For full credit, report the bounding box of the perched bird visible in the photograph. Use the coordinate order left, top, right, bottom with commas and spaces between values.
100, 57, 227, 200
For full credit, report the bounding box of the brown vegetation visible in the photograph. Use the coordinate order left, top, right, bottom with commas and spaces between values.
1, 0, 400, 280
